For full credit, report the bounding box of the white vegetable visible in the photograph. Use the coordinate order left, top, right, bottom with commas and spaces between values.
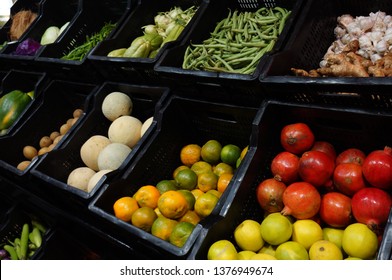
59, 21, 70, 35
40, 26, 60, 45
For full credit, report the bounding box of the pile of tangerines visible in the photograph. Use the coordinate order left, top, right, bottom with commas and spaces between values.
112, 139, 248, 247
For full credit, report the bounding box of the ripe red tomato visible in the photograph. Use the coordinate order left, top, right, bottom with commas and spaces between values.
280, 123, 315, 155
335, 148, 366, 166
270, 151, 300, 184
319, 192, 352, 228
311, 141, 336, 161
298, 150, 335, 188
333, 163, 368, 196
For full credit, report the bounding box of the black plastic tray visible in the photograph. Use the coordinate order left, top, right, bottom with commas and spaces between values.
0, 69, 47, 137
33, 0, 133, 82
89, 94, 259, 258
0, 0, 79, 69
0, 0, 42, 53
154, 0, 304, 89
378, 210, 392, 260
0, 203, 51, 260
261, 0, 392, 92
88, 0, 208, 83
186, 99, 392, 259
30, 82, 170, 205
0, 79, 97, 184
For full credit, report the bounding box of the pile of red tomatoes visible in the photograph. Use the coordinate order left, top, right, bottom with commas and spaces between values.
256, 122, 392, 238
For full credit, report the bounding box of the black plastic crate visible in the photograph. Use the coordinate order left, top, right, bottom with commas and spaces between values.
88, 94, 259, 258
0, 0, 79, 69
378, 210, 392, 260
0, 69, 47, 137
0, 80, 97, 184
261, 0, 392, 92
0, 203, 51, 260
154, 0, 303, 90
87, 0, 208, 84
0, 0, 42, 52
187, 100, 392, 260
33, 0, 133, 82
30, 82, 170, 206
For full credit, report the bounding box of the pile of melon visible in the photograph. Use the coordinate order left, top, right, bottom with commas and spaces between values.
67, 91, 153, 193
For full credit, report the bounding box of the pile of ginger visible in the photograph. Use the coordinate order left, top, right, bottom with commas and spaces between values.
292, 11, 392, 77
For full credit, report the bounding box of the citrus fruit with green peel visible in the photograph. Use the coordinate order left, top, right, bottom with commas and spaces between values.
309, 240, 343, 260
234, 219, 264, 252
322, 227, 344, 250
237, 250, 256, 260
260, 212, 293, 246
292, 219, 323, 250
250, 253, 277, 260
156, 179, 177, 194
220, 144, 241, 166
175, 168, 198, 190
275, 241, 309, 260
208, 240, 238, 260
169, 221, 195, 247
201, 140, 222, 164
342, 223, 378, 259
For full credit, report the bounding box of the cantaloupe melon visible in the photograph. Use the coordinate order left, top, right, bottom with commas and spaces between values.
108, 115, 142, 148
87, 169, 112, 193
141, 116, 153, 137
80, 135, 111, 171
101, 91, 133, 121
97, 143, 132, 171
67, 167, 96, 191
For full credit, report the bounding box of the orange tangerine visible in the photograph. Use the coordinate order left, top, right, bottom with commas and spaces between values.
180, 144, 202, 167
197, 172, 218, 192
217, 173, 234, 193
131, 206, 158, 232
191, 161, 213, 176
172, 165, 189, 179
213, 162, 234, 177
191, 189, 204, 200
158, 190, 189, 219
201, 140, 222, 164
220, 144, 241, 166
179, 210, 201, 226
169, 222, 195, 247
113, 196, 139, 222
177, 189, 196, 210
175, 168, 198, 190
151, 215, 179, 241
156, 179, 177, 194
133, 185, 160, 209
194, 192, 219, 218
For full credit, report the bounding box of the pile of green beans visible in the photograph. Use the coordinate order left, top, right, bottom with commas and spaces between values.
182, 7, 291, 75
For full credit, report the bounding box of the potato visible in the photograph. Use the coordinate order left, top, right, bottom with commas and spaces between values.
73, 108, 83, 118
17, 161, 31, 171
60, 123, 71, 135
39, 136, 52, 148
50, 131, 60, 141
23, 145, 38, 160
67, 167, 96, 192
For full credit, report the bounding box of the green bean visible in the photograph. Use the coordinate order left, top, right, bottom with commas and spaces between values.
278, 11, 291, 34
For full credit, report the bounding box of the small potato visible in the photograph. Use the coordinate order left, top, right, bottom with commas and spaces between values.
60, 123, 71, 135
66, 118, 74, 127
40, 136, 53, 148
70, 117, 79, 126
38, 146, 49, 156
73, 108, 84, 118
47, 143, 56, 152
17, 161, 31, 171
23, 145, 38, 160
50, 131, 60, 141
53, 134, 64, 145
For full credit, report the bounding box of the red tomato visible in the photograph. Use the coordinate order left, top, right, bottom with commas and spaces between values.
280, 123, 315, 155
319, 192, 352, 228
